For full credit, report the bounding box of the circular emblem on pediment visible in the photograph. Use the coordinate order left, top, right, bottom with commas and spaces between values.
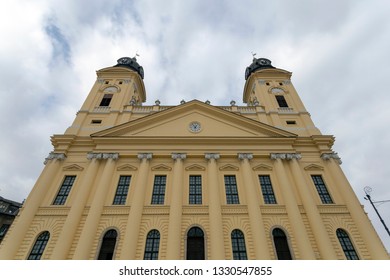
189, 121, 202, 133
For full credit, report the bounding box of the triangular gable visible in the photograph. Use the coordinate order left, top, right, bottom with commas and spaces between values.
252, 164, 273, 171
304, 164, 324, 171
185, 164, 206, 171
117, 164, 138, 171
63, 164, 84, 171
219, 164, 239, 171
151, 164, 172, 171
91, 100, 297, 138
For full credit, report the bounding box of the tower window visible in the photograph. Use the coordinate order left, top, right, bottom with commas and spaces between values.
97, 229, 118, 260
105, 81, 109, 84
286, 120, 296, 125
91, 120, 102, 124
336, 229, 359, 260
53, 176, 76, 205
99, 94, 113, 107
189, 175, 202, 204
231, 229, 248, 260
27, 231, 50, 260
113, 176, 131, 205
151, 175, 166, 205
224, 175, 240, 204
144, 230, 160, 260
311, 175, 333, 204
259, 175, 277, 204
275, 95, 288, 108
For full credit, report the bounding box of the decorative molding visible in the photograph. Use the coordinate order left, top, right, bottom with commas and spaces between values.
321, 152, 342, 164
44, 152, 66, 164
221, 205, 248, 215
63, 164, 84, 171
185, 164, 206, 171
151, 164, 172, 171
252, 164, 273, 171
270, 153, 301, 161
117, 164, 138, 171
237, 153, 253, 160
137, 153, 153, 160
205, 153, 220, 160
87, 152, 119, 160
171, 153, 187, 161
304, 164, 324, 171
219, 164, 239, 171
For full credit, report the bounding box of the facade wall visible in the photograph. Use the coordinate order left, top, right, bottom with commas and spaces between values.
0, 57, 388, 260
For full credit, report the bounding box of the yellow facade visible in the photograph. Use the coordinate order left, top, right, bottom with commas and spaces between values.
0, 57, 388, 260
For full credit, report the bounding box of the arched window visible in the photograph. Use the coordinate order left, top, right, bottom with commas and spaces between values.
336, 229, 359, 260
144, 230, 160, 260
272, 228, 292, 260
231, 229, 247, 260
186, 227, 205, 260
97, 229, 117, 260
28, 231, 50, 260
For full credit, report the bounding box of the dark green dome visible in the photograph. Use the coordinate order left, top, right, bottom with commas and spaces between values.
114, 57, 144, 79
245, 58, 275, 80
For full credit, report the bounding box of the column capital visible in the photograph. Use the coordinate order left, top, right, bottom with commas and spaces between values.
171, 153, 187, 161
205, 153, 220, 160
44, 152, 66, 164
321, 152, 342, 164
270, 153, 302, 161
87, 152, 119, 160
238, 153, 253, 160
137, 153, 153, 160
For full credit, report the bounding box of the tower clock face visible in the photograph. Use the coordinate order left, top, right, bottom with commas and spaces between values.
189, 121, 201, 133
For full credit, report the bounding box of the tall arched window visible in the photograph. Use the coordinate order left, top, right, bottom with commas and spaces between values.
336, 228, 359, 260
28, 231, 50, 260
272, 228, 292, 260
186, 227, 205, 260
97, 229, 117, 260
144, 230, 160, 260
231, 229, 247, 260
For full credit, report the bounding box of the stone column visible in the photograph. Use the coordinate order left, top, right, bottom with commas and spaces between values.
205, 153, 225, 259
166, 153, 186, 259
289, 157, 337, 259
51, 154, 100, 259
0, 152, 65, 259
238, 153, 270, 259
120, 153, 152, 259
321, 153, 389, 259
270, 153, 316, 259
73, 153, 119, 259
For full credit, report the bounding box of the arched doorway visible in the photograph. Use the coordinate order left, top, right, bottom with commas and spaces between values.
186, 226, 205, 260
97, 229, 118, 260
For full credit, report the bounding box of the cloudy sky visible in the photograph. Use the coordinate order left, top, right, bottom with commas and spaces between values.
1, 0, 389, 253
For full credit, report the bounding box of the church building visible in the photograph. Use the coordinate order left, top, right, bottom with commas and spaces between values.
0, 56, 388, 260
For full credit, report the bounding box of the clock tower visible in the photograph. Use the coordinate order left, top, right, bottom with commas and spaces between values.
243, 57, 320, 136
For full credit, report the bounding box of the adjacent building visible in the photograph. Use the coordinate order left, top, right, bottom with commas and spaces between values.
0, 196, 22, 244
0, 56, 388, 260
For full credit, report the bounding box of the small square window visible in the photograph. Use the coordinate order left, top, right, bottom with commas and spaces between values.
266, 82, 270, 86
105, 81, 109, 84
119, 81, 123, 85
91, 120, 102, 124
286, 120, 296, 125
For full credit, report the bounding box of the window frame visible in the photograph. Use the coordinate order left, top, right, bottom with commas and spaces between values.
311, 175, 334, 204
97, 229, 118, 260
272, 228, 293, 260
275, 95, 289, 108
336, 228, 359, 260
151, 175, 167, 205
189, 175, 202, 205
224, 175, 240, 204
143, 229, 161, 260
27, 231, 50, 260
112, 175, 131, 205
258, 175, 277, 204
231, 229, 248, 260
99, 93, 113, 107
52, 175, 76, 205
